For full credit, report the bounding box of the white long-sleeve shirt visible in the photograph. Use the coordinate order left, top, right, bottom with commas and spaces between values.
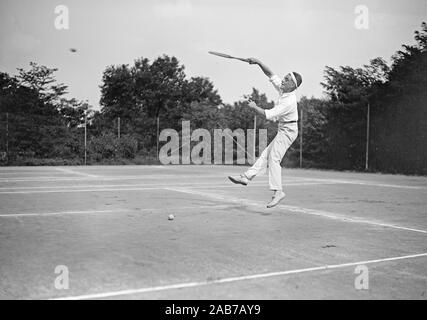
264, 74, 298, 129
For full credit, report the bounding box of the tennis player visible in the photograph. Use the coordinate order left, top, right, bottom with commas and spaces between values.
228, 58, 302, 208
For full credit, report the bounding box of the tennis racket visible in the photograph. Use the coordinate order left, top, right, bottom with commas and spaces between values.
208, 51, 250, 63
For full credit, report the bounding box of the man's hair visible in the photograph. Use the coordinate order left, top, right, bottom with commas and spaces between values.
292, 72, 302, 88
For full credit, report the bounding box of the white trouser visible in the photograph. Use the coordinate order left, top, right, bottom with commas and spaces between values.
244, 124, 298, 191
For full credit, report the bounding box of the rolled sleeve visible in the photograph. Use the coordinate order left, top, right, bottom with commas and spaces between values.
269, 74, 282, 93
265, 93, 297, 122
265, 106, 281, 121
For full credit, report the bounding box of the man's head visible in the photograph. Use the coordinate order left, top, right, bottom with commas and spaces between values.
281, 72, 302, 93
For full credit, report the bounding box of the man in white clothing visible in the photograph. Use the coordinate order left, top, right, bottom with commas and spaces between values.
228, 58, 302, 208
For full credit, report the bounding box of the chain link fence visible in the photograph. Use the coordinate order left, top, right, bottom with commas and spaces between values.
0, 112, 304, 167
0, 112, 151, 166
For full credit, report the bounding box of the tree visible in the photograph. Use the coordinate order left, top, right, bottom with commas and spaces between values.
370, 22, 427, 174
17, 62, 67, 106
100, 64, 138, 120
0, 63, 90, 160
58, 99, 91, 128
321, 58, 389, 169
98, 55, 223, 153
319, 22, 426, 173
297, 97, 329, 167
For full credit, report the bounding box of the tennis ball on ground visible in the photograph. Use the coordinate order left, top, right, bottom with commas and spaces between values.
168, 214, 174, 221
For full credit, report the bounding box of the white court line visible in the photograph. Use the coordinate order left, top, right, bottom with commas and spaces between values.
0, 204, 238, 218
54, 168, 99, 178
0, 176, 82, 182
279, 205, 427, 234
0, 166, 169, 172
0, 182, 244, 190
0, 181, 332, 192
0, 187, 165, 194
292, 177, 427, 190
52, 252, 427, 300
0, 210, 122, 218
167, 187, 427, 235
1, 174, 425, 190
109, 165, 171, 169
0, 181, 268, 190
0, 172, 56, 175
0, 181, 340, 194
0, 168, 60, 172
2, 183, 425, 233
0, 174, 240, 182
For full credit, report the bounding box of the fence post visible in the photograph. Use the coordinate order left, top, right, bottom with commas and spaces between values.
253, 115, 257, 159
300, 107, 303, 168
6, 112, 9, 164
118, 117, 121, 139
365, 102, 370, 171
156, 116, 160, 161
84, 113, 87, 165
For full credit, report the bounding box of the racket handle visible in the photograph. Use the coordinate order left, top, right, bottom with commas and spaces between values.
236, 57, 250, 63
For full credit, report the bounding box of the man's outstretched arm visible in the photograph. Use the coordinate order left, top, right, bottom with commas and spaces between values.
247, 58, 274, 78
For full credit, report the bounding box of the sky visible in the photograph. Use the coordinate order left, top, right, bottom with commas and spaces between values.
0, 0, 426, 110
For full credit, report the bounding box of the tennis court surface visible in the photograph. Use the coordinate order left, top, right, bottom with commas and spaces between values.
0, 165, 426, 300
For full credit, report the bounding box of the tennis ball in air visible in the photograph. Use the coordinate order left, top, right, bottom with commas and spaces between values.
168, 214, 174, 221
